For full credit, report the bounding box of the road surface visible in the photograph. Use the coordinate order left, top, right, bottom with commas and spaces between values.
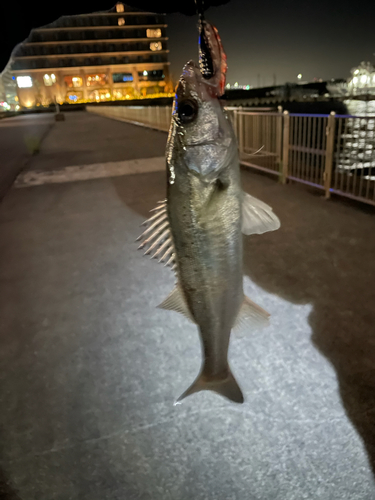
0, 110, 375, 500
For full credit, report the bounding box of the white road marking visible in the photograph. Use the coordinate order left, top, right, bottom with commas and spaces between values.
14, 157, 165, 188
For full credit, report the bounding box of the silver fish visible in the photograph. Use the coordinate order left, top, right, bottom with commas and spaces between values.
138, 23, 280, 404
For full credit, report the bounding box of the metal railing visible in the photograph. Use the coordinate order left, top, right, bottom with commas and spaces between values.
87, 105, 172, 132
230, 108, 375, 206
88, 105, 375, 207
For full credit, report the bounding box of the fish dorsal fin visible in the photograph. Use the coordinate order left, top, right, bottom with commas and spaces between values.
233, 295, 270, 337
242, 192, 281, 235
136, 200, 175, 269
157, 284, 195, 323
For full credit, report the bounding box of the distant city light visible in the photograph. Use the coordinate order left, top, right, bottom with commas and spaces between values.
354, 69, 359, 75
105, 92, 111, 98
226, 83, 230, 89
51, 74, 56, 83
143, 70, 148, 76
246, 85, 250, 90
360, 74, 368, 84
297, 74, 302, 80
234, 82, 238, 87
16, 76, 32, 88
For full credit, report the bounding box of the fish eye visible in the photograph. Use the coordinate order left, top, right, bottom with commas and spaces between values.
177, 99, 198, 124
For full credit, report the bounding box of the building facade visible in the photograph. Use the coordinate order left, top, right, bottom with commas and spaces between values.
10, 2, 171, 107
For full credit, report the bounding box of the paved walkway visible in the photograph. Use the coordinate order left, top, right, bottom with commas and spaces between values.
0, 110, 375, 499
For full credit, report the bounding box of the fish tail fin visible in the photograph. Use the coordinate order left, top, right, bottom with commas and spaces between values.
175, 366, 244, 405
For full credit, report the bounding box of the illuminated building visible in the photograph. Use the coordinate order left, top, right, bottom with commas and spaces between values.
0, 54, 18, 109
9, 2, 171, 107
348, 61, 375, 95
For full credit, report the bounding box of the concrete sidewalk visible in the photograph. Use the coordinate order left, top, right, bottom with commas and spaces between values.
1, 110, 375, 500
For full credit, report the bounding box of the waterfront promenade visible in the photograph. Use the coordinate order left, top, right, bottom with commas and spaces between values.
0, 110, 374, 499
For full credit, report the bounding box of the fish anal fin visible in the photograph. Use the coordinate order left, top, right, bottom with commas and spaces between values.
242, 192, 281, 236
157, 285, 195, 323
233, 295, 270, 337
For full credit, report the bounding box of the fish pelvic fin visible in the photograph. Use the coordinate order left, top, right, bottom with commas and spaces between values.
175, 366, 244, 405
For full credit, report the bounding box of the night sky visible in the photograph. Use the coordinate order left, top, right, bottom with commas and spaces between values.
2, 0, 374, 86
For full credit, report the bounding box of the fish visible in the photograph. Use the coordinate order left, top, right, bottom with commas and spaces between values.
137, 19, 280, 404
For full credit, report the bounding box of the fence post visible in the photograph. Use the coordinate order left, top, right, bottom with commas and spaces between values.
165, 106, 170, 131
156, 106, 160, 130
281, 111, 290, 184
232, 108, 238, 141
276, 106, 283, 180
324, 111, 336, 199
237, 107, 244, 157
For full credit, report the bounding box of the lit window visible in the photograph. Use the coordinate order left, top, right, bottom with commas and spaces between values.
118, 17, 125, 26
64, 76, 83, 88
113, 73, 133, 83
86, 74, 108, 87
16, 76, 32, 88
43, 74, 56, 86
147, 29, 162, 38
116, 2, 124, 12
138, 69, 164, 81
66, 91, 83, 103
72, 77, 83, 87
43, 74, 52, 86
150, 42, 162, 51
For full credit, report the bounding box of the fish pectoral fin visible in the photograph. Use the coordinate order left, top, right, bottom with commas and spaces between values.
157, 284, 195, 323
233, 295, 270, 337
241, 192, 281, 235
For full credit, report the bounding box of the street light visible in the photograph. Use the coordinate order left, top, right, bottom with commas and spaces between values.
297, 74, 302, 80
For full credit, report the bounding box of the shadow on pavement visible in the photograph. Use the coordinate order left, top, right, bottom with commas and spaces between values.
239, 173, 375, 476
